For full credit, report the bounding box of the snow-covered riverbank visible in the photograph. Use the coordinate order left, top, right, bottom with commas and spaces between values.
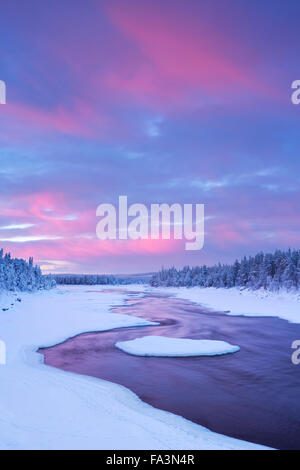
132, 285, 300, 324
0, 285, 268, 450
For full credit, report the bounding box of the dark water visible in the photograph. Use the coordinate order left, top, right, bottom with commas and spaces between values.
39, 290, 300, 450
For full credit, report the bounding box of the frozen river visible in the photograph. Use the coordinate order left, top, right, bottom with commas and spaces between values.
40, 289, 300, 449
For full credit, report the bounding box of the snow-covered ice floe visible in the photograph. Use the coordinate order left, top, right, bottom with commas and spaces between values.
116, 335, 240, 357
0, 285, 269, 450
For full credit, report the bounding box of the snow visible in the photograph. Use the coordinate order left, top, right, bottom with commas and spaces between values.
116, 336, 240, 357
0, 285, 268, 450
0, 290, 15, 311
144, 286, 300, 324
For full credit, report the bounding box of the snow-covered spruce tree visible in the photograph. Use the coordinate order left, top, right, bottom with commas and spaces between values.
0, 249, 56, 292
150, 249, 300, 291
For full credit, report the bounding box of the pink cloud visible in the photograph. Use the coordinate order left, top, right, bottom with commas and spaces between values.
0, 190, 183, 269
104, 1, 273, 107
1, 236, 182, 266
0, 99, 109, 140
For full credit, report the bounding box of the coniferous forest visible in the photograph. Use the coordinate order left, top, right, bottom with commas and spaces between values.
150, 249, 300, 291
0, 249, 56, 291
54, 274, 142, 285
1, 248, 300, 293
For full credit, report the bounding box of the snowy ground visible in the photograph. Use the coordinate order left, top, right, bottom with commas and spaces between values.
131, 285, 300, 324
0, 285, 268, 450
116, 336, 240, 357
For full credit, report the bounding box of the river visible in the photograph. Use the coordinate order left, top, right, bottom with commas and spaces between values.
39, 288, 300, 449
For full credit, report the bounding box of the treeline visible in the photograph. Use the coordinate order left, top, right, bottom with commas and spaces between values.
0, 249, 56, 292
150, 249, 300, 291
54, 274, 145, 285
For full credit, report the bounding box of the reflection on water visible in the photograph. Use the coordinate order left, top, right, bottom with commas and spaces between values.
39, 290, 300, 450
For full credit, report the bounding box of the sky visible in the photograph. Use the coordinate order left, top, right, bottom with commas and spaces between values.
0, 0, 299, 274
